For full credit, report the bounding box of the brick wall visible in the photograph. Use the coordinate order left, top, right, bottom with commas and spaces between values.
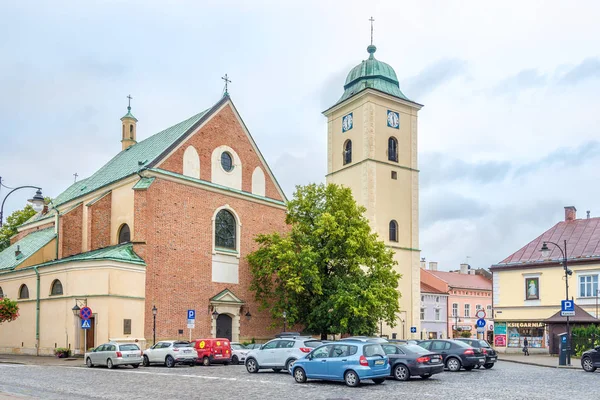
159, 104, 284, 202
88, 193, 112, 250
11, 222, 54, 245
60, 204, 83, 258
135, 177, 288, 342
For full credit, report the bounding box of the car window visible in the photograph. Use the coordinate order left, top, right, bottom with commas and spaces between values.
419, 341, 431, 350
119, 344, 140, 351
161, 342, 172, 349
304, 340, 322, 348
262, 341, 279, 350
478, 340, 491, 348
332, 344, 355, 358
95, 344, 106, 352
454, 341, 471, 348
397, 347, 406, 355
174, 342, 192, 348
402, 344, 430, 354
231, 344, 246, 350
107, 344, 116, 352
312, 345, 332, 359
431, 341, 446, 351
382, 345, 398, 355
363, 344, 385, 357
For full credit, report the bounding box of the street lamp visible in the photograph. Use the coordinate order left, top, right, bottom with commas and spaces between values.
245, 310, 252, 321
152, 305, 157, 345
212, 309, 219, 319
0, 177, 45, 227
72, 304, 81, 316
454, 314, 461, 338
540, 240, 572, 366
283, 311, 287, 332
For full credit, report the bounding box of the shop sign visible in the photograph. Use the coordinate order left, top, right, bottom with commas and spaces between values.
494, 322, 507, 335
507, 322, 544, 328
453, 325, 472, 331
494, 335, 507, 347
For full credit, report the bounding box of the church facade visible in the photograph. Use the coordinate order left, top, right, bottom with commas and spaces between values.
324, 43, 422, 339
0, 95, 288, 355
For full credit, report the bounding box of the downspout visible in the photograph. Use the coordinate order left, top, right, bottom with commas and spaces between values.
34, 266, 40, 356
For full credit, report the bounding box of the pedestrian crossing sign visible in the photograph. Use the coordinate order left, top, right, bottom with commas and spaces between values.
81, 319, 91, 329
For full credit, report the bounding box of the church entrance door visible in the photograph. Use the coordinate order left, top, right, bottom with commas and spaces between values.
216, 314, 232, 341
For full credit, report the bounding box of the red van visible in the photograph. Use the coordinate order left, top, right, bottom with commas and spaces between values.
192, 338, 232, 366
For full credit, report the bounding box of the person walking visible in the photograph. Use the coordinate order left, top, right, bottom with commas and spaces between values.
523, 338, 530, 356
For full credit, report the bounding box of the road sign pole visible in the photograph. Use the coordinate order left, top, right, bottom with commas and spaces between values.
84, 327, 87, 354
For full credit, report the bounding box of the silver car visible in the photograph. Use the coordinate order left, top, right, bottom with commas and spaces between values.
85, 342, 142, 369
230, 342, 249, 365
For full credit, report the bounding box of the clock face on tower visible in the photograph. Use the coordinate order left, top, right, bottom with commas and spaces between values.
342, 113, 353, 132
387, 110, 400, 129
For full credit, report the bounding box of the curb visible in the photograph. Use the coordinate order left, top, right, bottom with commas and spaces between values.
498, 358, 580, 370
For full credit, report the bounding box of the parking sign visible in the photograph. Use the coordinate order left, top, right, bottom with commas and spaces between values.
187, 309, 195, 320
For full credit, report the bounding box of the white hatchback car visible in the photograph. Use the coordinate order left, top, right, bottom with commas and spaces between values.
230, 342, 249, 365
85, 342, 142, 369
245, 337, 322, 373
142, 341, 197, 368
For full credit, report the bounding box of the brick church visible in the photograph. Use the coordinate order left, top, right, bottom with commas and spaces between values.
0, 94, 288, 354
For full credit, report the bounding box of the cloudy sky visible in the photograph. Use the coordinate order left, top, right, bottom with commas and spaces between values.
1, 0, 599, 270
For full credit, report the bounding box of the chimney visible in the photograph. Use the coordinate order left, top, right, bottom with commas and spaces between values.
428, 262, 438, 271
460, 263, 470, 274
587, 211, 591, 219
420, 258, 426, 269
564, 206, 577, 221
15, 245, 23, 260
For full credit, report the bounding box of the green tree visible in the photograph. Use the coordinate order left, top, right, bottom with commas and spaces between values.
0, 204, 37, 252
248, 183, 400, 338
0, 297, 19, 324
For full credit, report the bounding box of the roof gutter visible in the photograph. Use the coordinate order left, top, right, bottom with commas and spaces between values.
34, 266, 40, 356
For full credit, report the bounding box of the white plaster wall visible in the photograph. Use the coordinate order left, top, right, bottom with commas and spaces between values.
211, 146, 242, 190
183, 146, 200, 179
251, 167, 266, 196
211, 253, 239, 284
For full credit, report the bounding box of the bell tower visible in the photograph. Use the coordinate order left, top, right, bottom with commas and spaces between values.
323, 33, 424, 339
121, 94, 138, 151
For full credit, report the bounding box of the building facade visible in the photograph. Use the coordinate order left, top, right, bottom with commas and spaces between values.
491, 206, 600, 354
420, 282, 448, 339
324, 43, 423, 339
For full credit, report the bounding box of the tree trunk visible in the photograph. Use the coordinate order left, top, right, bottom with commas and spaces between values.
320, 333, 327, 340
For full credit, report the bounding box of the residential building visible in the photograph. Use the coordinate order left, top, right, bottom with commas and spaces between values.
420, 281, 448, 339
490, 206, 600, 354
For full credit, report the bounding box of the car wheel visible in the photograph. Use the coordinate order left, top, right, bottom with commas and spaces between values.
344, 370, 360, 387
294, 367, 307, 383
484, 363, 494, 369
132, 364, 139, 369
107, 359, 114, 369
420, 374, 431, 379
474, 365, 481, 369
165, 355, 175, 368
86, 357, 93, 368
464, 366, 474, 371
143, 355, 150, 367
232, 355, 239, 365
373, 378, 385, 385
202, 356, 210, 366
582, 357, 596, 372
285, 359, 296, 373
246, 358, 259, 373
393, 364, 410, 381
446, 357, 461, 372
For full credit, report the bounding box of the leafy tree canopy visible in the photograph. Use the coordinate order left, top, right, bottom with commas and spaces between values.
0, 204, 37, 252
248, 183, 400, 338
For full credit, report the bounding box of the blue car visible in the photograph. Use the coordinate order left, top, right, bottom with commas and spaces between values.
290, 341, 390, 387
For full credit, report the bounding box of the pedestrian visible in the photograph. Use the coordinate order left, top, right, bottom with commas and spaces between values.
523, 338, 529, 356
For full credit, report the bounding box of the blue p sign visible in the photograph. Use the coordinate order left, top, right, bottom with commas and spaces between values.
187, 309, 195, 320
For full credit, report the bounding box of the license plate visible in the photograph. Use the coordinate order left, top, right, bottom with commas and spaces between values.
375, 360, 384, 365
490, 357, 496, 361
479, 359, 485, 364
183, 350, 191, 353
215, 354, 222, 358
128, 354, 137, 358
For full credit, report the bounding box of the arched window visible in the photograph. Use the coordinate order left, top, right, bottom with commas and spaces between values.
389, 220, 398, 242
50, 279, 63, 296
122, 125, 125, 137
118, 224, 131, 244
129, 124, 134, 139
19, 284, 29, 299
343, 140, 352, 165
215, 209, 236, 250
388, 137, 398, 162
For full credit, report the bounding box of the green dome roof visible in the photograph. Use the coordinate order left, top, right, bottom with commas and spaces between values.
335, 45, 410, 106
120, 106, 138, 122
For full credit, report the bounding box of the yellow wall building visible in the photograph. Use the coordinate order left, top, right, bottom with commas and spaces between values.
324, 43, 422, 339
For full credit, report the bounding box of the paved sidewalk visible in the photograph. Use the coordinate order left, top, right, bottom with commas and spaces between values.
0, 354, 85, 367
498, 353, 581, 369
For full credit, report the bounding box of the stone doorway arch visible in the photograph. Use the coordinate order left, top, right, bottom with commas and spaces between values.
216, 314, 233, 340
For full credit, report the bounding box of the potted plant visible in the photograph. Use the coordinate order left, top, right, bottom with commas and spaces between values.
54, 348, 71, 358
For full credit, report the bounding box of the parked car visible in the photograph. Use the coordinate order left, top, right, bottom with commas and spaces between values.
245, 337, 323, 373
85, 342, 142, 369
418, 339, 485, 372
455, 338, 497, 369
230, 342, 249, 365
291, 341, 390, 387
192, 338, 232, 366
275, 332, 303, 338
245, 343, 263, 350
142, 341, 197, 368
387, 339, 421, 345
343, 336, 388, 344
581, 346, 600, 372
382, 343, 444, 380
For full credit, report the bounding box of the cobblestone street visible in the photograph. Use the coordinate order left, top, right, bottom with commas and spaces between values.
0, 360, 596, 400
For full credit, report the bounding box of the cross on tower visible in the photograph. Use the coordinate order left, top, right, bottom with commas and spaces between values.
127, 94, 133, 110
73, 173, 78, 183
221, 74, 231, 96
369, 16, 375, 45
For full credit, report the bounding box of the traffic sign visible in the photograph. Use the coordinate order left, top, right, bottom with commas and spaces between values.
187, 322, 195, 329
80, 306, 92, 320
81, 319, 91, 329
410, 326, 417, 333
561, 300, 575, 317
475, 309, 486, 319
187, 310, 196, 320
477, 326, 485, 333
476, 318, 486, 328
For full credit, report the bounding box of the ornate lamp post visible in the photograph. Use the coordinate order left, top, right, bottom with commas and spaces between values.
152, 305, 157, 345
0, 177, 45, 227
540, 240, 572, 366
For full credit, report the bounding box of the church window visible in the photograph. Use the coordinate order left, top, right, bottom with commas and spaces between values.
388, 137, 398, 162
389, 220, 398, 242
50, 280, 63, 296
118, 224, 131, 244
129, 124, 134, 139
215, 209, 236, 250
391, 171, 397, 180
19, 284, 29, 299
122, 125, 125, 137
343, 140, 352, 165
221, 152, 234, 172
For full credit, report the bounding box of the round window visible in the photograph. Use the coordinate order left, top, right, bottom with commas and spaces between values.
221, 152, 234, 172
